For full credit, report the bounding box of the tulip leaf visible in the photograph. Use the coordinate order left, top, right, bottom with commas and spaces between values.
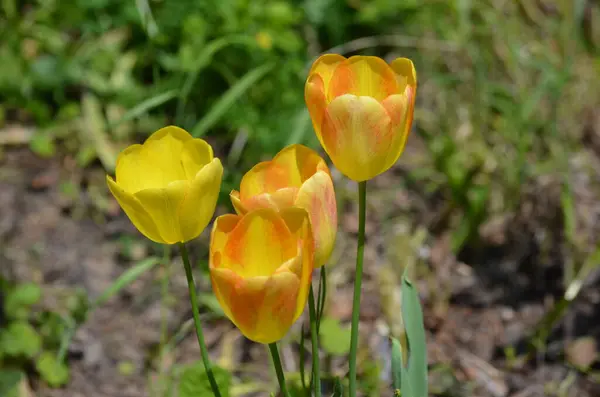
391, 337, 403, 391
319, 317, 350, 356
400, 270, 428, 397
191, 62, 274, 138
178, 361, 231, 397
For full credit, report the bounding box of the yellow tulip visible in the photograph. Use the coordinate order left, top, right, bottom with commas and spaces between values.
230, 144, 337, 268
209, 208, 314, 344
106, 126, 223, 244
305, 54, 417, 181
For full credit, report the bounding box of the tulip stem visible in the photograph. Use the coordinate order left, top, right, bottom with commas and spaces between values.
308, 286, 322, 397
349, 181, 367, 397
178, 242, 222, 397
268, 342, 290, 397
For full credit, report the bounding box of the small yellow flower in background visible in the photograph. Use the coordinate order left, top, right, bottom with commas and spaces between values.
209, 208, 314, 344
106, 126, 223, 244
255, 31, 273, 50
230, 144, 337, 268
304, 54, 417, 182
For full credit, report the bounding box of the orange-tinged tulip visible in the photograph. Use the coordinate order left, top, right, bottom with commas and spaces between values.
209, 208, 314, 344
305, 54, 417, 181
106, 126, 223, 244
230, 144, 337, 268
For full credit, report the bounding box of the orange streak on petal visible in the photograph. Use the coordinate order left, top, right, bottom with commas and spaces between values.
305, 74, 328, 144
329, 56, 397, 101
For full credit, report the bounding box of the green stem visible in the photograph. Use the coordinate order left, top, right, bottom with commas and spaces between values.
349, 181, 367, 397
308, 286, 322, 397
316, 267, 327, 333
178, 242, 222, 397
268, 342, 290, 397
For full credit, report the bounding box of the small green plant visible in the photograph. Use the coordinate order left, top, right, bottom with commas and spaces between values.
0, 281, 80, 388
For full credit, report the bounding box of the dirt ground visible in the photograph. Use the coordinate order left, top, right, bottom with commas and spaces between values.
2, 126, 600, 396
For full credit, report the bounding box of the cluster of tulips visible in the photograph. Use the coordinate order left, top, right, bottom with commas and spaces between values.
106, 54, 418, 396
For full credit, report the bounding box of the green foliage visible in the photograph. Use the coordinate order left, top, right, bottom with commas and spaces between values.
36, 353, 70, 387
4, 283, 41, 320
391, 271, 428, 397
0, 280, 78, 388
177, 362, 231, 397
0, 370, 24, 397
319, 317, 351, 356
0, 322, 42, 358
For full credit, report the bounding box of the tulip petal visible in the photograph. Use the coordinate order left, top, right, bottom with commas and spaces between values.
114, 144, 148, 194
279, 207, 314, 319
305, 74, 328, 145
240, 144, 327, 200
230, 190, 247, 215
177, 158, 223, 242
106, 176, 163, 243
223, 209, 297, 278
147, 125, 194, 143
140, 133, 187, 186
321, 94, 393, 181
211, 269, 300, 344
133, 181, 188, 244
242, 189, 298, 212
381, 93, 411, 168
308, 54, 347, 91
180, 138, 214, 180
211, 214, 241, 264
295, 171, 337, 267
389, 58, 417, 91
329, 56, 397, 101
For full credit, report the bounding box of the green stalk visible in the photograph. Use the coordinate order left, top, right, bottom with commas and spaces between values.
348, 181, 367, 397
178, 242, 222, 397
268, 342, 291, 397
308, 286, 322, 397
316, 267, 327, 333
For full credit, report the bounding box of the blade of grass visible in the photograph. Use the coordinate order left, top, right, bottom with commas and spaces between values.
191, 62, 275, 138
108, 90, 178, 131
58, 256, 161, 362
175, 35, 257, 123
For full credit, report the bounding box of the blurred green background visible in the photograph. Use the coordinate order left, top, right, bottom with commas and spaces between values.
1, 0, 600, 396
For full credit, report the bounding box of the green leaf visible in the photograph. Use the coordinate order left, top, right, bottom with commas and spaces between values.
36, 352, 70, 387
175, 35, 257, 122
92, 256, 161, 308
198, 293, 225, 317
391, 337, 403, 391
4, 283, 42, 319
191, 62, 275, 138
108, 89, 178, 131
0, 322, 42, 358
319, 317, 351, 356
177, 362, 231, 397
81, 93, 117, 172
29, 132, 56, 158
401, 271, 428, 397
0, 370, 24, 397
